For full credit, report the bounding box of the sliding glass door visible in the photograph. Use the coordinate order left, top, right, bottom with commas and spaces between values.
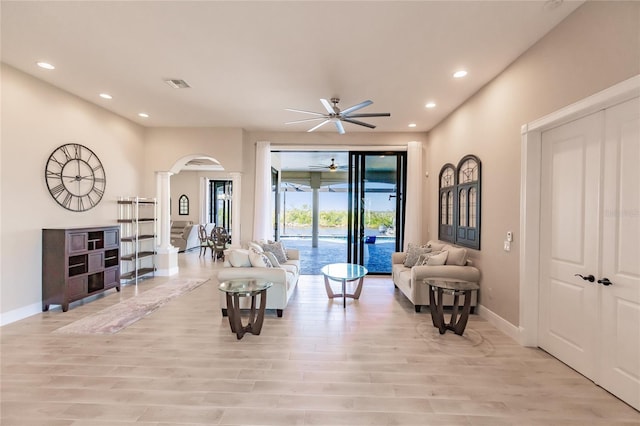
348, 152, 406, 274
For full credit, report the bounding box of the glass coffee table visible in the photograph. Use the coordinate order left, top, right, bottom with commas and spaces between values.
321, 263, 368, 308
218, 279, 272, 340
425, 279, 479, 336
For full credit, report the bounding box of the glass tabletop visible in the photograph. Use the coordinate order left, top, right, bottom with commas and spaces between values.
218, 279, 273, 295
424, 280, 479, 291
321, 263, 368, 281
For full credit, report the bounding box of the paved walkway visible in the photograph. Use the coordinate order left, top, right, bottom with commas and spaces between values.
281, 237, 395, 275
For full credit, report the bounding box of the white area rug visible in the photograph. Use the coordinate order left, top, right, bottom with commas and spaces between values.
53, 278, 208, 335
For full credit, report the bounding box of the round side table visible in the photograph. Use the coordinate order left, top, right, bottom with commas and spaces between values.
425, 279, 479, 336
219, 279, 272, 340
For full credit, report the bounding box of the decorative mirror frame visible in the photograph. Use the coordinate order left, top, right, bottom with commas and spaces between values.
438, 155, 481, 250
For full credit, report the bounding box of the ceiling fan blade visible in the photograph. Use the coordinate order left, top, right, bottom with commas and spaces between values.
340, 100, 373, 116
342, 118, 376, 129
335, 121, 345, 135
285, 108, 325, 117
307, 119, 330, 132
320, 98, 335, 114
343, 112, 391, 118
285, 117, 326, 125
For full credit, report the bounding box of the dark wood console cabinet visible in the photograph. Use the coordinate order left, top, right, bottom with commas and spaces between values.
42, 225, 120, 312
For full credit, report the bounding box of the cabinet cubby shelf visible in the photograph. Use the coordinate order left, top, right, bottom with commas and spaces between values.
42, 226, 120, 312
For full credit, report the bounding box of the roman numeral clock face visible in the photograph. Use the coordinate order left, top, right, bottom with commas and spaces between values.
45, 143, 106, 212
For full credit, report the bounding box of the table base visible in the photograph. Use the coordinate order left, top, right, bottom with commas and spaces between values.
225, 290, 267, 340
324, 275, 364, 308
428, 286, 474, 336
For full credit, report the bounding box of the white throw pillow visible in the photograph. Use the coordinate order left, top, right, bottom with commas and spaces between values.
426, 240, 446, 251
443, 245, 468, 266
227, 249, 252, 267
425, 250, 448, 266
249, 250, 273, 268
263, 251, 281, 267
247, 241, 264, 253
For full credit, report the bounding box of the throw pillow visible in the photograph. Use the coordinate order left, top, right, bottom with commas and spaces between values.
404, 245, 432, 267
227, 249, 252, 267
263, 251, 281, 267
247, 241, 264, 253
427, 240, 446, 251
262, 241, 288, 263
443, 245, 468, 266
425, 250, 448, 266
249, 249, 273, 268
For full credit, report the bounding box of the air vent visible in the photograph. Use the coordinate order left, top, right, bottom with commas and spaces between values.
164, 79, 191, 89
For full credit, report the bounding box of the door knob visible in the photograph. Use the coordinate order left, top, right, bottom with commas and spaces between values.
597, 277, 613, 286
575, 274, 595, 282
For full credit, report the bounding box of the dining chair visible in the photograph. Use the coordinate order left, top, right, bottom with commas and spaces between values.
198, 225, 213, 257
211, 226, 229, 261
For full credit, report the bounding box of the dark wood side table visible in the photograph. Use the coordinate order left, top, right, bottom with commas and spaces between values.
218, 279, 272, 340
425, 279, 479, 336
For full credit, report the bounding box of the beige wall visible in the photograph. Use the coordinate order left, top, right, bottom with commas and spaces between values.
0, 64, 146, 321
426, 1, 640, 325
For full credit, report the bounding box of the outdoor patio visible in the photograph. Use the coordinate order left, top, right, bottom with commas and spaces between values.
280, 236, 396, 275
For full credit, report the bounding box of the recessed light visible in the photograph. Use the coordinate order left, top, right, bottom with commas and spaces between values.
408, 123, 417, 128
37, 62, 55, 70
453, 70, 468, 78
99, 93, 112, 100
138, 113, 149, 118
425, 102, 436, 108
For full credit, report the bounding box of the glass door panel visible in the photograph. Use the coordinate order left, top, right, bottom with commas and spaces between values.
348, 152, 406, 274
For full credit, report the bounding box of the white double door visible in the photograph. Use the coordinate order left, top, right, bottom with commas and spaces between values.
539, 96, 640, 410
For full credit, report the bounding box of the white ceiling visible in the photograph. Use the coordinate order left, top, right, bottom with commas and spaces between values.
1, 1, 583, 133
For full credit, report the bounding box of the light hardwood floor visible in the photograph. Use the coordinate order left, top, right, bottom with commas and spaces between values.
2, 250, 639, 425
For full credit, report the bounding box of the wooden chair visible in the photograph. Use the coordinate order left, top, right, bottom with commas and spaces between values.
211, 226, 229, 261
197, 225, 213, 257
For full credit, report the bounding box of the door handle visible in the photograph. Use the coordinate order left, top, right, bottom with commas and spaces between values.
597, 277, 613, 286
574, 274, 595, 282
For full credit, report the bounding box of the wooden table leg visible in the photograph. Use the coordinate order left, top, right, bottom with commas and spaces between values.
249, 289, 267, 335
453, 290, 473, 335
428, 284, 439, 327
436, 288, 446, 334
226, 293, 243, 337
325, 275, 365, 309
225, 290, 268, 340
324, 275, 336, 298
352, 276, 365, 299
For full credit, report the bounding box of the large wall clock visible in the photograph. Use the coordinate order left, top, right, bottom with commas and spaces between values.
45, 143, 106, 212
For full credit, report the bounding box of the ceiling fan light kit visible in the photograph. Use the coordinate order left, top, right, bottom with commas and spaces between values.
285, 98, 390, 134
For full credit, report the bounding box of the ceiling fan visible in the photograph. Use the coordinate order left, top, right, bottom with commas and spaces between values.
285, 98, 390, 134
309, 158, 345, 172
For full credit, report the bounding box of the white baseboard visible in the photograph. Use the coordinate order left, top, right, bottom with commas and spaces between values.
477, 303, 522, 343
1, 302, 42, 327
